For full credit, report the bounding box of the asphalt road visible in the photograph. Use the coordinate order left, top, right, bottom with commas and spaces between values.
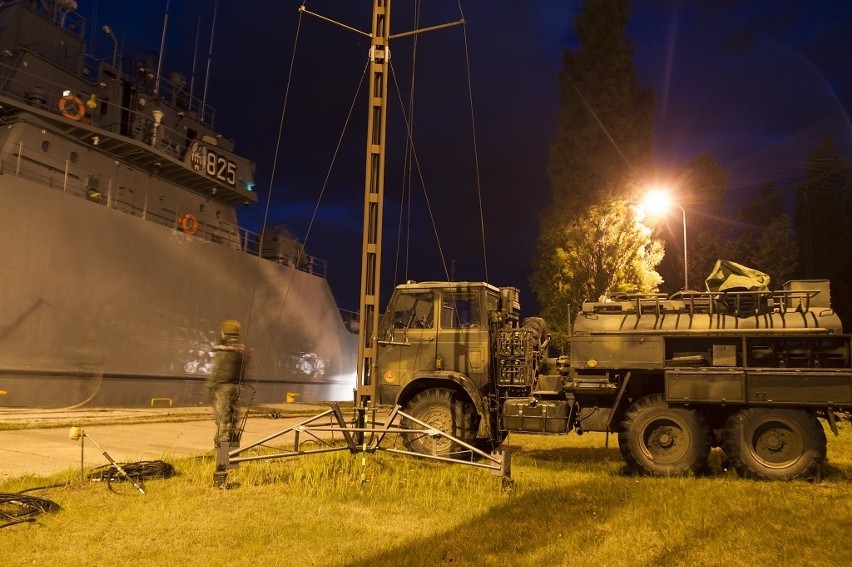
0, 404, 340, 482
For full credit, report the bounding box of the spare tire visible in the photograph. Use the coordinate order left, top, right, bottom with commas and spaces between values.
522, 317, 547, 342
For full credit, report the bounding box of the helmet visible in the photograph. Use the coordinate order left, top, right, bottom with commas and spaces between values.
220, 319, 241, 336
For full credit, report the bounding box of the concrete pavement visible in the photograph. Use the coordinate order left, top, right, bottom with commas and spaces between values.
0, 403, 341, 482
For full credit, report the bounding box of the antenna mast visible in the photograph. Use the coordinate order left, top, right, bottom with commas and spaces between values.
356, 0, 391, 410
201, 0, 219, 124
298, 0, 463, 422
154, 0, 170, 96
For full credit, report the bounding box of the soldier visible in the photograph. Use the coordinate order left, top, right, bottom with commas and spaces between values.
207, 319, 247, 484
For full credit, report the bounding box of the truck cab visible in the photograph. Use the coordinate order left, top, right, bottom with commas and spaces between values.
374, 281, 508, 452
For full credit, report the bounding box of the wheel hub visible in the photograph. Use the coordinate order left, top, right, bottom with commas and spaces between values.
644, 420, 688, 463
761, 431, 785, 452
750, 420, 804, 467
657, 430, 675, 449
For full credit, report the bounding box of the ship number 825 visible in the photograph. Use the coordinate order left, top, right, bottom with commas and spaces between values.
206, 151, 236, 186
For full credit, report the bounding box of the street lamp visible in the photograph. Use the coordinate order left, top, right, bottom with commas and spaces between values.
641, 190, 689, 290
102, 25, 118, 69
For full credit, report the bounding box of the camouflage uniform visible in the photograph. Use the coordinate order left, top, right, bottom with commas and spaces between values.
207, 320, 246, 447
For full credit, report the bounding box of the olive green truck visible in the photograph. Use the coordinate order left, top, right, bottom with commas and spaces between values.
373, 279, 850, 480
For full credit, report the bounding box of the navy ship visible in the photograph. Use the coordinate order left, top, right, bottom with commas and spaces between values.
0, 1, 358, 407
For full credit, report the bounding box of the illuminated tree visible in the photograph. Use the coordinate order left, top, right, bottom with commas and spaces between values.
532, 199, 663, 350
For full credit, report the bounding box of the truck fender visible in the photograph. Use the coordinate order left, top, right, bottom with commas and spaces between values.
398, 372, 493, 439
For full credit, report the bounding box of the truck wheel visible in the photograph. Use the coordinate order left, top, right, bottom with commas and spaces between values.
723, 408, 826, 481
401, 388, 477, 456
618, 394, 711, 476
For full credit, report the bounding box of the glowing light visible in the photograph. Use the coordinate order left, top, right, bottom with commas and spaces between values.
641, 188, 689, 290
641, 189, 674, 216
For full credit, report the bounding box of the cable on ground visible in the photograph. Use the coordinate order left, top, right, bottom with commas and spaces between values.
0, 492, 61, 528
87, 459, 175, 484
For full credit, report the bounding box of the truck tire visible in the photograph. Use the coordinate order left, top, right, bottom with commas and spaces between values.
401, 388, 477, 456
618, 394, 711, 476
723, 408, 826, 481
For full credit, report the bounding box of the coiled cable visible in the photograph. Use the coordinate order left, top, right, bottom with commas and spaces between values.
0, 492, 61, 528
87, 459, 174, 492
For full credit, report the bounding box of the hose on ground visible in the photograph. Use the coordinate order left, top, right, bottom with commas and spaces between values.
0, 492, 61, 528
87, 459, 175, 491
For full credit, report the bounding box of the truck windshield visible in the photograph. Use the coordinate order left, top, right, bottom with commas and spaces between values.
389, 292, 434, 329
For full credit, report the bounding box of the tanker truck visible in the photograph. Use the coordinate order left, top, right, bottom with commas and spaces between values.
373, 278, 850, 480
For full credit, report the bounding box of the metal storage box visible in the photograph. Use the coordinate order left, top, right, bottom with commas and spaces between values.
502, 399, 570, 433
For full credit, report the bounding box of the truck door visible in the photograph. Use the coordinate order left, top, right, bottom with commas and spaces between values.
436, 289, 490, 389
375, 290, 438, 401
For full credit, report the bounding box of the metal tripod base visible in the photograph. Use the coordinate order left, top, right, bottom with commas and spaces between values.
213, 439, 240, 487
223, 403, 513, 488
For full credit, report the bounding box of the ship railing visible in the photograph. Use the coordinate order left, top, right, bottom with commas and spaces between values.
0, 138, 327, 279
82, 55, 218, 130
250, 233, 328, 279
30, 0, 87, 38
0, 56, 222, 164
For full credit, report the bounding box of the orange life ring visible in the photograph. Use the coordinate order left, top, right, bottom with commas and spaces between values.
180, 213, 199, 235
58, 94, 85, 121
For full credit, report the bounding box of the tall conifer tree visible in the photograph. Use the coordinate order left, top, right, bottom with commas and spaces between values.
533, 0, 656, 342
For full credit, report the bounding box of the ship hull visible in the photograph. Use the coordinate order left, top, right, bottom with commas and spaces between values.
0, 175, 358, 407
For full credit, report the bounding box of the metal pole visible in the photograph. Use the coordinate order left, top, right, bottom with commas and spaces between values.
356, 0, 391, 411
103, 26, 118, 68
154, 0, 170, 96
201, 0, 219, 125
677, 204, 688, 290
80, 433, 85, 485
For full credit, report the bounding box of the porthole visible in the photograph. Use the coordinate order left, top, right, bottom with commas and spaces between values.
41, 140, 50, 152
69, 152, 78, 163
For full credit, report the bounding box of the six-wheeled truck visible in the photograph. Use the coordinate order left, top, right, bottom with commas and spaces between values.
375, 279, 851, 480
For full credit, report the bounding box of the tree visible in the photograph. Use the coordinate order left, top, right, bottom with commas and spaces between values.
545, 0, 654, 226
532, 199, 663, 350
535, 0, 656, 326
794, 137, 851, 279
794, 137, 851, 322
668, 153, 799, 291
737, 181, 785, 228
744, 215, 798, 286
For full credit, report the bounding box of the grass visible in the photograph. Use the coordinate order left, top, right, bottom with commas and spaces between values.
1, 420, 850, 567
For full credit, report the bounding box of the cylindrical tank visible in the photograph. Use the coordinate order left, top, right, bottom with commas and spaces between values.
574, 286, 842, 335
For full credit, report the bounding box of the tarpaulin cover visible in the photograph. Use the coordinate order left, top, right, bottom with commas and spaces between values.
704, 259, 770, 292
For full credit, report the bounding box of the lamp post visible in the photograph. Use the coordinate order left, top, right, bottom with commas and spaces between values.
641, 190, 689, 290
102, 25, 118, 69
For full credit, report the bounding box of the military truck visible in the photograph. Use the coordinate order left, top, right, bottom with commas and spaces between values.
374, 279, 851, 480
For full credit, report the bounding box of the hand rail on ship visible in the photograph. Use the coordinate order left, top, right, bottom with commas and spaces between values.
0, 138, 327, 279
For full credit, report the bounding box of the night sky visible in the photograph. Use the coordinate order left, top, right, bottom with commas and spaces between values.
77, 1, 852, 315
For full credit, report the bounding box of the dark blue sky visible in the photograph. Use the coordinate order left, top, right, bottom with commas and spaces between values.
78, 1, 852, 313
